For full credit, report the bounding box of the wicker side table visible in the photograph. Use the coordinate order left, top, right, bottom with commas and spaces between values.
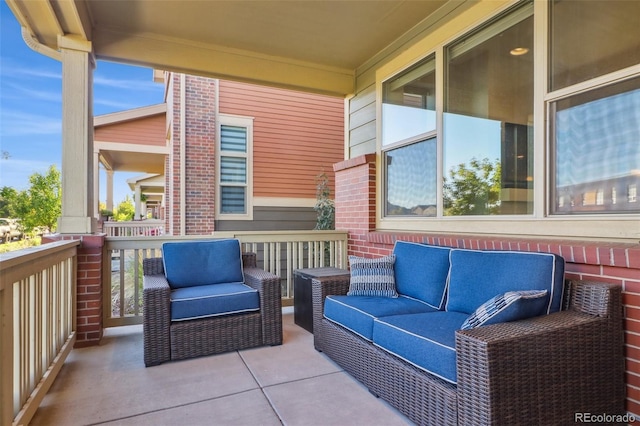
294, 267, 349, 333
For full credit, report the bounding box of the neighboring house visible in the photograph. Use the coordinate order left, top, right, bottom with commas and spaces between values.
95, 75, 344, 234
94, 103, 168, 216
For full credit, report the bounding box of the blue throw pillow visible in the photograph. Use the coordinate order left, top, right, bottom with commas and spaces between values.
347, 254, 398, 298
460, 290, 548, 330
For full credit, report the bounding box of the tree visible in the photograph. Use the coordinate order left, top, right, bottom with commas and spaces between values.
443, 157, 502, 215
0, 186, 19, 217
314, 172, 335, 230
16, 165, 62, 231
113, 196, 135, 221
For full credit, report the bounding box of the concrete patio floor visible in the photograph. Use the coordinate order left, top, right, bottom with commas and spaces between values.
30, 310, 411, 425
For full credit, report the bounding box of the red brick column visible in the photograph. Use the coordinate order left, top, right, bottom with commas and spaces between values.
334, 154, 377, 257
43, 233, 105, 347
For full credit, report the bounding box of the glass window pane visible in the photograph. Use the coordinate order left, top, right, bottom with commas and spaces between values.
221, 125, 247, 152
221, 186, 246, 214
551, 77, 640, 214
549, 1, 640, 91
444, 5, 533, 216
221, 156, 246, 183
385, 138, 437, 216
382, 56, 436, 146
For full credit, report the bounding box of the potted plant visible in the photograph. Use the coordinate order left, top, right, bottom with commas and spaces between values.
100, 209, 113, 221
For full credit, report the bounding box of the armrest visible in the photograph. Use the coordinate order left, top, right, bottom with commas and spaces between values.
143, 257, 164, 275
244, 267, 282, 346
455, 281, 624, 425
311, 274, 350, 350
142, 272, 171, 366
242, 252, 257, 268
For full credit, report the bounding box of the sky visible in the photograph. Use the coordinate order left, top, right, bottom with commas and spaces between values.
0, 2, 165, 206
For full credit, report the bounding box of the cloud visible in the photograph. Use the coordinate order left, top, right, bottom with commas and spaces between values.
0, 61, 61, 80
1, 82, 61, 103
94, 98, 142, 110
0, 111, 61, 136
0, 158, 59, 191
94, 75, 160, 92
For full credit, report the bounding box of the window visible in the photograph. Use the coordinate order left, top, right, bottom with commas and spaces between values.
376, 0, 639, 237
549, 0, 640, 91
385, 139, 437, 216
217, 115, 253, 218
630, 184, 638, 204
382, 56, 436, 146
382, 56, 436, 217
444, 4, 533, 215
550, 78, 640, 214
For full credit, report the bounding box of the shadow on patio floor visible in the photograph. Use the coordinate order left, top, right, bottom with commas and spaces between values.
30, 311, 411, 426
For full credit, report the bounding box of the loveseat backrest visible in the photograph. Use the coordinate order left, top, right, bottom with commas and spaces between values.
162, 239, 244, 289
393, 241, 451, 309
446, 249, 565, 315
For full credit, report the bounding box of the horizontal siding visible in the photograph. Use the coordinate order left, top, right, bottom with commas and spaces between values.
94, 114, 166, 146
219, 80, 344, 199
216, 206, 317, 231
348, 85, 377, 157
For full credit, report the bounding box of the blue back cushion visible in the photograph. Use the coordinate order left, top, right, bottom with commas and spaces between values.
162, 239, 244, 289
392, 241, 451, 309
446, 249, 565, 315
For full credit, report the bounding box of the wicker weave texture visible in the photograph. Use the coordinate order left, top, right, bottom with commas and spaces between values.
142, 254, 282, 367
313, 277, 624, 425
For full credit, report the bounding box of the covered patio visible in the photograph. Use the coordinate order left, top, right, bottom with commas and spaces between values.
2, 1, 638, 424
29, 312, 410, 426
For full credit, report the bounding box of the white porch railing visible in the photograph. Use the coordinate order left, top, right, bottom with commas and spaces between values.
103, 220, 165, 237
104, 230, 348, 327
0, 240, 79, 426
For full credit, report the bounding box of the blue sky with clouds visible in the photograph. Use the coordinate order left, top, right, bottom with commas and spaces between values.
1, 2, 165, 205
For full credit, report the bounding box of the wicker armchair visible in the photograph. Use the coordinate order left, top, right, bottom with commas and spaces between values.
143, 249, 282, 367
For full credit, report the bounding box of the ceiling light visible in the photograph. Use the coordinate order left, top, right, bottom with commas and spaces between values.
510, 47, 529, 56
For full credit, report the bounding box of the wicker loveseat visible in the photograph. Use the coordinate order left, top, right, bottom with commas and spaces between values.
312, 242, 624, 425
142, 239, 282, 367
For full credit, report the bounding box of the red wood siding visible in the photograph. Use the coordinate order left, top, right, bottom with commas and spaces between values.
219, 80, 344, 199
95, 114, 165, 147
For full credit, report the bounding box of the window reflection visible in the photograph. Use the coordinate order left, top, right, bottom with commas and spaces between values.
382, 56, 436, 146
552, 79, 640, 214
445, 5, 533, 215
385, 139, 437, 216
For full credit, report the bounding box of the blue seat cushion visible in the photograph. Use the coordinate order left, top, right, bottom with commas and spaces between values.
446, 249, 565, 315
373, 311, 468, 384
324, 294, 437, 341
393, 241, 451, 309
170, 282, 259, 321
162, 239, 244, 289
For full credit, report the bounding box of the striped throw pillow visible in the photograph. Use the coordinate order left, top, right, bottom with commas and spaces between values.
460, 290, 548, 330
347, 254, 398, 298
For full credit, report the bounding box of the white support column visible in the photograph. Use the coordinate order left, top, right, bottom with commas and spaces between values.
57, 35, 96, 234
106, 170, 114, 211
134, 185, 142, 220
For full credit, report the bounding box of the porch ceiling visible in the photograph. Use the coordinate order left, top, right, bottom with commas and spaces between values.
7, 0, 450, 96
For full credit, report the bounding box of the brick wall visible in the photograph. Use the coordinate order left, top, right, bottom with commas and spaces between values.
168, 74, 217, 235
334, 154, 640, 416
43, 234, 105, 347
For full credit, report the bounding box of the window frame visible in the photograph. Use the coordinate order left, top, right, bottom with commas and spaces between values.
216, 113, 254, 220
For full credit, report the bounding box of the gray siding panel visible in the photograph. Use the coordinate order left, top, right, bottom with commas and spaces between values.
348, 85, 377, 157
216, 206, 317, 231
